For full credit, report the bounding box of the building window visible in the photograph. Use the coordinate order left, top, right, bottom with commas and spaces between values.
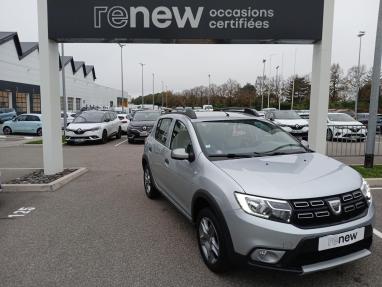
32, 94, 41, 113
67, 97, 74, 111
75, 98, 81, 111
117, 97, 128, 107
0, 91, 10, 108
16, 93, 28, 114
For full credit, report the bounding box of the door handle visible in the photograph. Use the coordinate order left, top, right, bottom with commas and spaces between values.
164, 158, 170, 165
148, 146, 152, 152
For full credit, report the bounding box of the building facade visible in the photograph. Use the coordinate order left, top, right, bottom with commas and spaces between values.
0, 32, 129, 114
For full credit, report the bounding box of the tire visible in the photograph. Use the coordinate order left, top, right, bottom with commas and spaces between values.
37, 128, 42, 137
101, 130, 108, 144
326, 129, 333, 141
116, 127, 122, 139
143, 164, 160, 199
128, 138, 134, 144
3, 126, 12, 135
196, 208, 232, 273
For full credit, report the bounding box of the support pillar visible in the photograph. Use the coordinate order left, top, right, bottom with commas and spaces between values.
308, 0, 335, 154
37, 0, 64, 175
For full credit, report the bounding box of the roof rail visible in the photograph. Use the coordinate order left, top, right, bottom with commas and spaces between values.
171, 109, 197, 119
216, 107, 260, 117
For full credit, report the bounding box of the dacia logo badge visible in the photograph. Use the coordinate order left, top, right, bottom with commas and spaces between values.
328, 199, 342, 215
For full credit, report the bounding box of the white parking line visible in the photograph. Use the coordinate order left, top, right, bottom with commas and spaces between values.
114, 139, 128, 147
374, 229, 382, 239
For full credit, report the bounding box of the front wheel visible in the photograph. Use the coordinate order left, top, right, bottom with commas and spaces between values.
116, 127, 122, 139
37, 128, 42, 137
3, 126, 12, 135
326, 129, 333, 141
101, 130, 108, 144
196, 208, 232, 273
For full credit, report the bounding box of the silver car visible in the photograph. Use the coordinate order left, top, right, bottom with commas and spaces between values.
142, 111, 374, 274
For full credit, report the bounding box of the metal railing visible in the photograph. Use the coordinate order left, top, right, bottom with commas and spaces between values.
326, 125, 382, 157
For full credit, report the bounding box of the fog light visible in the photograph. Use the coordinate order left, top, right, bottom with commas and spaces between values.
251, 249, 286, 264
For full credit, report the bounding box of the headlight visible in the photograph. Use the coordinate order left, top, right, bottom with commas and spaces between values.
361, 178, 372, 204
88, 126, 100, 131
235, 193, 292, 223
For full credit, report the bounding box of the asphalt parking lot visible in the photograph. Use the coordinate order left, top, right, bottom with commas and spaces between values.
0, 138, 381, 287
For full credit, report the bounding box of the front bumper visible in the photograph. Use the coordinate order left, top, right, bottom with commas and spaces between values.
127, 128, 151, 140
226, 204, 375, 274
65, 130, 102, 142
281, 127, 309, 140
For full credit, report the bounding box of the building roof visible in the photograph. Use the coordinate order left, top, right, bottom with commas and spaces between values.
0, 31, 96, 80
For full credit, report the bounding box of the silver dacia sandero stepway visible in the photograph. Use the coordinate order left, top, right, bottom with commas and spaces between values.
142, 111, 374, 274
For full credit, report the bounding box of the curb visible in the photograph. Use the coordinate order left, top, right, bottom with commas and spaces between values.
1, 167, 88, 192
366, 178, 382, 188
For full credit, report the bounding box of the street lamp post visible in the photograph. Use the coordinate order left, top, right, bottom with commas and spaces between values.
267, 54, 277, 108
291, 48, 297, 110
208, 74, 211, 105
139, 63, 145, 107
161, 81, 164, 107
118, 44, 126, 112
261, 59, 266, 110
152, 73, 155, 110
276, 66, 280, 110
355, 31, 366, 119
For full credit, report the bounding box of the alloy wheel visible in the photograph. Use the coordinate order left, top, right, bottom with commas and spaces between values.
144, 167, 151, 194
199, 217, 220, 265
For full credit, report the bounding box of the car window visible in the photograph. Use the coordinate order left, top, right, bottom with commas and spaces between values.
170, 120, 192, 151
110, 112, 117, 120
26, 115, 40, 121
155, 118, 172, 146
16, 115, 27, 121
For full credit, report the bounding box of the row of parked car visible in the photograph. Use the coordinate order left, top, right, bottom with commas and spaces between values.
0, 106, 373, 144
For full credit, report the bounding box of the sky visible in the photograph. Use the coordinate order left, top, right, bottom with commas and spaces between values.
0, 0, 380, 97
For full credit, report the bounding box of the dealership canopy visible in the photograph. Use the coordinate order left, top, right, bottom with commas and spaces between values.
48, 0, 324, 44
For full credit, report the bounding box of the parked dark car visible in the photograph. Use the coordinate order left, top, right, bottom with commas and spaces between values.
127, 110, 161, 143
357, 113, 382, 134
0, 108, 17, 124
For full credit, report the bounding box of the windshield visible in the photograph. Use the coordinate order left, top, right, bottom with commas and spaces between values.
273, 110, 301, 120
194, 120, 307, 158
73, 112, 104, 123
133, 112, 160, 121
328, 113, 355, 122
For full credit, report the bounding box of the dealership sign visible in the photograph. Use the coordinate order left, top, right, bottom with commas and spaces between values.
48, 0, 324, 44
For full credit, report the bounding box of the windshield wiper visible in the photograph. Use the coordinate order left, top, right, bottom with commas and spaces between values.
208, 153, 255, 159
257, 144, 308, 157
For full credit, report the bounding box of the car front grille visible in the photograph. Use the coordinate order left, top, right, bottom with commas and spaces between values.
289, 190, 368, 229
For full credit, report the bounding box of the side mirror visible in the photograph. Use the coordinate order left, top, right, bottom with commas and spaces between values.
301, 140, 309, 149
171, 148, 189, 160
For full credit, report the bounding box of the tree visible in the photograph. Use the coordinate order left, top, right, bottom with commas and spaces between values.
330, 63, 345, 101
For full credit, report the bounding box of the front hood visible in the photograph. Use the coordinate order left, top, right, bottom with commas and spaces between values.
67, 123, 101, 130
212, 153, 362, 200
330, 121, 364, 126
274, 119, 308, 126
129, 121, 155, 127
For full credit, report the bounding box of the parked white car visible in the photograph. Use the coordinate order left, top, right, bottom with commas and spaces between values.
265, 110, 309, 140
65, 110, 121, 144
61, 112, 76, 129
327, 113, 367, 141
117, 113, 130, 133
203, 105, 214, 111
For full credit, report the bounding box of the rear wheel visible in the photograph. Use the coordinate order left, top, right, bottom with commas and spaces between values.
3, 126, 12, 135
101, 130, 108, 144
143, 164, 160, 199
37, 128, 42, 137
196, 208, 232, 273
116, 127, 122, 139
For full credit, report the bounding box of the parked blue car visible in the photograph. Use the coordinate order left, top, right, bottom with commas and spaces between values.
2, 114, 42, 136
0, 108, 16, 124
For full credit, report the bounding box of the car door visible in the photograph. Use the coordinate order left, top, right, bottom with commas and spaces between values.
149, 118, 173, 192
26, 115, 41, 133
12, 115, 27, 133
164, 120, 197, 214
104, 112, 113, 135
